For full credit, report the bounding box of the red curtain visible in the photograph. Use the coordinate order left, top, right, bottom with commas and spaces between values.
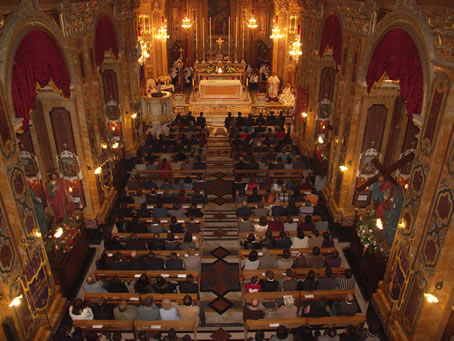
12, 30, 71, 131
294, 87, 308, 121
319, 15, 342, 67
95, 15, 119, 67
366, 29, 423, 119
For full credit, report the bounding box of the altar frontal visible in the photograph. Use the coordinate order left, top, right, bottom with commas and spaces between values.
199, 79, 242, 99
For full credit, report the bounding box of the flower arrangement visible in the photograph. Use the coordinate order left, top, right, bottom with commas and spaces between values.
45, 220, 80, 254
355, 212, 381, 254
203, 64, 217, 73
224, 64, 238, 73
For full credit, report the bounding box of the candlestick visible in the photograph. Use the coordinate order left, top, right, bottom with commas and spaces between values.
241, 16, 245, 63
228, 17, 231, 61
235, 19, 238, 63
209, 17, 212, 61
202, 17, 205, 63
195, 19, 199, 63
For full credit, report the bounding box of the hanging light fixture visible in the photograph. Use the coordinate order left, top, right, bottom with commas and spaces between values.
155, 17, 169, 40
289, 25, 302, 60
270, 16, 283, 40
247, 10, 258, 29
181, 14, 192, 29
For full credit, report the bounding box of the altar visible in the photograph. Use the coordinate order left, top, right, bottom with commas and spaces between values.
199, 79, 242, 99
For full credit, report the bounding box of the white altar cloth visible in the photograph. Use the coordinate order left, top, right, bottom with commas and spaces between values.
199, 79, 242, 100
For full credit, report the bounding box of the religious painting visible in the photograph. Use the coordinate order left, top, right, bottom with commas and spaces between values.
208, 0, 230, 36
57, 147, 81, 181
20, 150, 40, 180
357, 144, 381, 178
10, 278, 37, 339
421, 72, 450, 156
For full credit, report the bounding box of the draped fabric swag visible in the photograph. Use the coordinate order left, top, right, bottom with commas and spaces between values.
95, 15, 119, 67
319, 15, 342, 67
12, 30, 71, 131
366, 29, 423, 119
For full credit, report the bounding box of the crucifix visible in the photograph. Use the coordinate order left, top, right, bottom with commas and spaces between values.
216, 37, 225, 55
356, 152, 415, 192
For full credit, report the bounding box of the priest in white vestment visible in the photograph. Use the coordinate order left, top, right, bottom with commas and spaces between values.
267, 73, 280, 101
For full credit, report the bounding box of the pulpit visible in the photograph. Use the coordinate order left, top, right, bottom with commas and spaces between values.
140, 91, 174, 136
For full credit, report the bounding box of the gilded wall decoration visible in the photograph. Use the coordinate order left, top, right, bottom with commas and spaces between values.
10, 275, 36, 340
0, 88, 16, 159
402, 158, 428, 237
401, 271, 426, 335
421, 181, 453, 270
420, 73, 450, 156
0, 194, 16, 278
386, 243, 410, 309
447, 129, 454, 177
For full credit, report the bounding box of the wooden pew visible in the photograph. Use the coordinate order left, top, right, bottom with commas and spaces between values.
103, 250, 201, 259
242, 289, 355, 305
244, 316, 366, 338
126, 189, 204, 196
233, 169, 303, 179
73, 320, 133, 332
126, 203, 205, 209
136, 169, 206, 180
238, 231, 327, 239
94, 270, 199, 282
239, 248, 337, 258
84, 292, 198, 305
237, 202, 314, 208
112, 233, 202, 243
134, 320, 197, 335
241, 268, 345, 281
123, 216, 204, 226
243, 216, 321, 223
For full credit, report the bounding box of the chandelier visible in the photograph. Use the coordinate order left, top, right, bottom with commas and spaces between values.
289, 25, 302, 60
270, 16, 283, 40
247, 10, 258, 29
181, 11, 192, 29
138, 39, 151, 65
155, 16, 169, 40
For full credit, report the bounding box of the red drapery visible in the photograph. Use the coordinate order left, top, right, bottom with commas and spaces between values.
12, 30, 71, 131
319, 15, 342, 67
95, 15, 119, 67
366, 29, 423, 119
294, 87, 308, 122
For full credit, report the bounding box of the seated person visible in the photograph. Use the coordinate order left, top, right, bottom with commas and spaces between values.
127, 216, 147, 234
242, 233, 261, 250
153, 276, 177, 294
292, 253, 307, 268
191, 189, 206, 204
104, 276, 129, 293
259, 270, 280, 292
83, 275, 107, 293
299, 201, 314, 215
193, 175, 206, 191
177, 295, 200, 325
184, 248, 201, 271
147, 233, 165, 250
284, 216, 298, 232
169, 216, 185, 233
134, 274, 153, 293
114, 300, 138, 321
317, 267, 337, 290
180, 232, 196, 250
260, 230, 275, 249
245, 275, 261, 293
276, 248, 293, 269
236, 200, 253, 217
308, 229, 324, 249
326, 250, 342, 268
177, 189, 190, 204
297, 215, 315, 232
332, 294, 359, 316
247, 187, 262, 203
179, 274, 198, 293
159, 299, 180, 320
271, 200, 287, 217
125, 233, 147, 250
152, 201, 168, 218
268, 215, 284, 232
297, 270, 318, 291
275, 297, 298, 319
259, 248, 277, 269
291, 230, 309, 249
148, 217, 166, 234
243, 299, 265, 321
169, 203, 185, 218
69, 299, 93, 321
128, 250, 145, 270
243, 250, 260, 270
282, 268, 298, 291
253, 202, 269, 217
254, 216, 268, 233
186, 203, 204, 217
143, 251, 165, 270
165, 232, 180, 250
91, 297, 114, 320
186, 216, 201, 233
239, 215, 254, 232
138, 296, 160, 321
166, 252, 184, 270
321, 232, 335, 248
305, 246, 325, 268
301, 299, 330, 318
336, 268, 355, 290
275, 231, 292, 249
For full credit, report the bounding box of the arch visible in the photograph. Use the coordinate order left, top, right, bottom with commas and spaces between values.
318, 12, 343, 67
0, 11, 77, 132
358, 11, 434, 120
94, 14, 120, 67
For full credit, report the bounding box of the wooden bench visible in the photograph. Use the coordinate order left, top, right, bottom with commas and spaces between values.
237, 202, 314, 208
126, 203, 205, 209
239, 248, 337, 258
73, 320, 197, 337
126, 189, 204, 196
112, 233, 202, 243
84, 292, 198, 305
103, 250, 201, 259
244, 316, 366, 338
94, 270, 199, 282
136, 170, 206, 179
238, 231, 327, 239
241, 268, 345, 281
123, 217, 204, 225
242, 289, 355, 305
243, 216, 321, 223
233, 169, 303, 179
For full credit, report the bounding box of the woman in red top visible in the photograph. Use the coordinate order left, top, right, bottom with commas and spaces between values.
245, 177, 259, 191
245, 275, 261, 293
158, 158, 172, 178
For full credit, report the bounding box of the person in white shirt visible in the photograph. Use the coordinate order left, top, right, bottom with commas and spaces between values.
69, 298, 94, 321
291, 231, 309, 249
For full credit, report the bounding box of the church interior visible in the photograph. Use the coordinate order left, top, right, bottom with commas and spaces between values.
0, 0, 453, 340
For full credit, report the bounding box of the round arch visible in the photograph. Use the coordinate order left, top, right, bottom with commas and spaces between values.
358, 11, 435, 119
93, 9, 123, 67
0, 11, 77, 128
316, 9, 345, 64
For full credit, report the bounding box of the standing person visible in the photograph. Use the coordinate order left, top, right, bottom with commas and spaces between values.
267, 73, 280, 101
44, 172, 74, 223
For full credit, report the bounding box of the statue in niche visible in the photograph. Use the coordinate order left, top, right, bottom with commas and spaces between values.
57, 144, 81, 180
318, 92, 332, 121
44, 171, 74, 223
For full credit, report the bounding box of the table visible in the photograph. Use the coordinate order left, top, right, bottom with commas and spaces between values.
199, 79, 242, 100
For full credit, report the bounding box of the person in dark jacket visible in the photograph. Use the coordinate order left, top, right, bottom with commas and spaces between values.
165, 252, 184, 270
143, 251, 165, 270
259, 270, 280, 292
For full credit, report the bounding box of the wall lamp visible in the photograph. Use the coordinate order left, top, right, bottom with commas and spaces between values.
425, 281, 443, 303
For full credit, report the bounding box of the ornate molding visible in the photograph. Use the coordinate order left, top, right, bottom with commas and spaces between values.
341, 0, 375, 35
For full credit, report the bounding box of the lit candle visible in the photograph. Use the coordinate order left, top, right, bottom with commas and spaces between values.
235, 19, 238, 61
202, 17, 205, 61
209, 17, 212, 60
228, 17, 231, 60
